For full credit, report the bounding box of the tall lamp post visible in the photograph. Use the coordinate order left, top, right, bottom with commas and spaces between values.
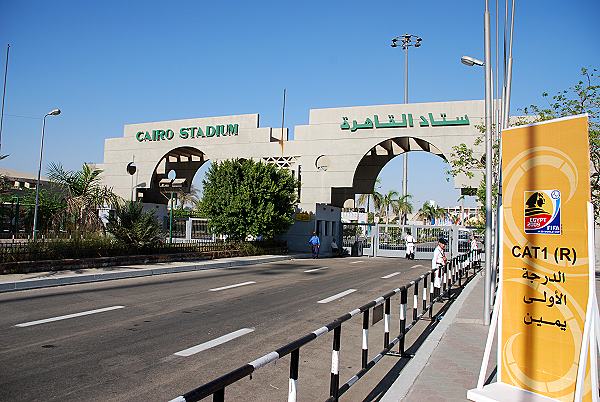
460, 2, 493, 328
391, 33, 422, 203
33, 108, 61, 240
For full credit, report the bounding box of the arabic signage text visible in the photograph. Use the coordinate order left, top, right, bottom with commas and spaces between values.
340, 113, 470, 132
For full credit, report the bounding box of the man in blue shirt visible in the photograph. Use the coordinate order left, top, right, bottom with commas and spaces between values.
308, 232, 320, 259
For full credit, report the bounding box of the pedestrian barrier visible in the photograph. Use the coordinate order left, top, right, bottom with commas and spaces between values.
169, 250, 483, 402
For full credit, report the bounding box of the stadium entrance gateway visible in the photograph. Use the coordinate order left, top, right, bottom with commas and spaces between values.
97, 100, 485, 252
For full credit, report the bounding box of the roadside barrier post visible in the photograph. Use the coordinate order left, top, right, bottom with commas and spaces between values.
329, 326, 341, 401
429, 270, 435, 318
422, 274, 428, 313
399, 287, 407, 355
214, 388, 224, 402
384, 298, 391, 347
288, 349, 299, 402
362, 310, 369, 369
412, 279, 419, 323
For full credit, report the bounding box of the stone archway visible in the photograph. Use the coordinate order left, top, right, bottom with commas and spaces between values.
330, 136, 447, 207
140, 146, 208, 204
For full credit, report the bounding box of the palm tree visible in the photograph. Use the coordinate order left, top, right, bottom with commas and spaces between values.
394, 194, 413, 224
380, 190, 399, 224
357, 178, 383, 222
47, 162, 119, 233
178, 185, 201, 210
106, 201, 163, 247
417, 201, 438, 225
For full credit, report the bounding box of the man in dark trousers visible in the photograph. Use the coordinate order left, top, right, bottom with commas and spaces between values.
308, 231, 320, 259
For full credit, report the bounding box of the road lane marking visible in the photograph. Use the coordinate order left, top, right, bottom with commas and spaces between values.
305, 266, 329, 273
350, 261, 363, 264
411, 264, 425, 268
381, 272, 401, 279
14, 306, 125, 327
174, 328, 255, 357
209, 281, 256, 292
318, 289, 357, 304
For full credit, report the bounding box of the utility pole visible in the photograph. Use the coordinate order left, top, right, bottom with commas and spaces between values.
391, 34, 422, 201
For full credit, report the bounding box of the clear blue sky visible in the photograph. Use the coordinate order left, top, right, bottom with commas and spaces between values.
1, 0, 598, 208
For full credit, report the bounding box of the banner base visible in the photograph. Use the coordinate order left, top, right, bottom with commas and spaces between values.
467, 383, 559, 402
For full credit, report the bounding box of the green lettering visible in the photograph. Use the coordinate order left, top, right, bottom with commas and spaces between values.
226, 124, 239, 136
179, 128, 189, 139
191, 127, 197, 138
166, 129, 174, 140
152, 130, 158, 141
136, 131, 145, 142
196, 127, 205, 137
145, 131, 152, 141
206, 126, 216, 137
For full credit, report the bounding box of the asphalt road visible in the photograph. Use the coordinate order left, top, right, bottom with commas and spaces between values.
0, 256, 434, 402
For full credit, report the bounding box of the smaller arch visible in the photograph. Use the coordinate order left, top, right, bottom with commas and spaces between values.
141, 146, 208, 204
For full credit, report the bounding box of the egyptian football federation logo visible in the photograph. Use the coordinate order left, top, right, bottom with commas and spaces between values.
524, 190, 561, 235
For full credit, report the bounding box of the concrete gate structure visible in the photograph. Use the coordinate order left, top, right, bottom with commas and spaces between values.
97, 99, 484, 252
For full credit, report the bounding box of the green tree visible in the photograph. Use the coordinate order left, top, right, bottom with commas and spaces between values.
417, 201, 445, 225
447, 67, 599, 219
380, 190, 399, 224
177, 185, 201, 210
357, 178, 382, 215
47, 162, 119, 233
106, 201, 163, 247
199, 159, 298, 240
395, 194, 413, 224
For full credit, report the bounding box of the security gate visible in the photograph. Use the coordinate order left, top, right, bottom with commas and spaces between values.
343, 223, 473, 259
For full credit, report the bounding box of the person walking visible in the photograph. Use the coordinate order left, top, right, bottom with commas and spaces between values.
404, 232, 415, 260
431, 237, 448, 295
308, 231, 320, 259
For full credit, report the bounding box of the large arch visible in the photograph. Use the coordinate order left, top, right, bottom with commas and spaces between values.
331, 136, 446, 207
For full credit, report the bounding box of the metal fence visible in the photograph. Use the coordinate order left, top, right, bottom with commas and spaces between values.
169, 250, 483, 402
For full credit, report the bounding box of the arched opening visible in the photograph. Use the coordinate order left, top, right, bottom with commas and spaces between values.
331, 136, 446, 207
141, 146, 208, 204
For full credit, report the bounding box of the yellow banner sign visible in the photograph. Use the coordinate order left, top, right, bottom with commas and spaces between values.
501, 115, 592, 400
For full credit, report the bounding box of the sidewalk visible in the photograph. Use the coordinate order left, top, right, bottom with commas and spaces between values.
0, 254, 309, 293
382, 272, 494, 401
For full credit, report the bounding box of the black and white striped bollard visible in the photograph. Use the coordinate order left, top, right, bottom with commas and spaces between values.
288, 349, 299, 402
362, 310, 369, 369
384, 298, 391, 347
329, 326, 341, 401
399, 287, 407, 355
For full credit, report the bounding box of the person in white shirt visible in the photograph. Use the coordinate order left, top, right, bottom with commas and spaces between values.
405, 233, 415, 260
470, 236, 478, 252
432, 238, 448, 291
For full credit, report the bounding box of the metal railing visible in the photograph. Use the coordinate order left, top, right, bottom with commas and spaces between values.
169, 249, 483, 402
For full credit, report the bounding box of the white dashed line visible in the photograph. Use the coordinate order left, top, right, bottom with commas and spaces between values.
174, 328, 255, 357
209, 281, 256, 291
304, 267, 329, 273
350, 261, 363, 264
411, 264, 425, 268
318, 289, 357, 304
381, 272, 401, 279
15, 306, 125, 327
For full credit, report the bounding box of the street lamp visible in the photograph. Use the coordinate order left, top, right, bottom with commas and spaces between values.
32, 108, 61, 240
460, 1, 493, 329
391, 34, 422, 205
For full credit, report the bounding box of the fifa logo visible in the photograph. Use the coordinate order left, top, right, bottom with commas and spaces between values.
524, 190, 561, 235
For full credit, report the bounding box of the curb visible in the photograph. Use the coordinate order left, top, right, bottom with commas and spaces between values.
0, 254, 310, 293
380, 272, 484, 401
